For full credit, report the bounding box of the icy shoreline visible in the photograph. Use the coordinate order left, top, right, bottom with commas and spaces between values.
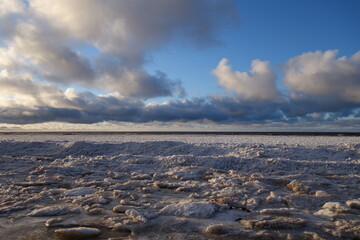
0, 135, 359, 239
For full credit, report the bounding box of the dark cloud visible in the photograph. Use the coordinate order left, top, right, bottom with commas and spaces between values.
96, 63, 185, 99
144, 98, 227, 122
280, 94, 358, 118
0, 90, 358, 126
0, 96, 144, 124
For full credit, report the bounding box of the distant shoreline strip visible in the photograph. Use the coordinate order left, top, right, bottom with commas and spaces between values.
0, 131, 359, 136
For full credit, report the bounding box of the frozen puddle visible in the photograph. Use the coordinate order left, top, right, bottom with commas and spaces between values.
0, 136, 359, 239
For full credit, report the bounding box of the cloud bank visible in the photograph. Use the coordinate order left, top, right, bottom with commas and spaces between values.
0, 1, 359, 128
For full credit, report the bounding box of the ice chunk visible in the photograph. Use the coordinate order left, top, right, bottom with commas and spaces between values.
265, 191, 284, 204
87, 208, 103, 215
259, 208, 297, 216
346, 199, 360, 209
314, 208, 337, 219
64, 187, 97, 197
204, 224, 229, 235
242, 217, 307, 229
55, 227, 101, 240
286, 180, 310, 194
153, 181, 181, 189
125, 209, 147, 223
322, 202, 350, 213
315, 190, 331, 197
314, 202, 350, 220
112, 223, 132, 235
324, 220, 360, 239
28, 206, 80, 217
113, 205, 133, 213
45, 218, 64, 227
160, 201, 217, 218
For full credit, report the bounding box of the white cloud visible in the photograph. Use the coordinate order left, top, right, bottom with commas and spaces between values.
0, 0, 237, 99
212, 58, 279, 101
0, 0, 24, 16
0, 74, 73, 109
0, 47, 18, 68
284, 50, 360, 103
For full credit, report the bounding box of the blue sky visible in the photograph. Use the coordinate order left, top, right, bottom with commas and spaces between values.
146, 0, 360, 98
0, 0, 359, 131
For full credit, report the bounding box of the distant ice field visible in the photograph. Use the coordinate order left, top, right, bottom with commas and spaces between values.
0, 133, 359, 146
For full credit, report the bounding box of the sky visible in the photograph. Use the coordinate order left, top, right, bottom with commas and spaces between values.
0, 0, 360, 131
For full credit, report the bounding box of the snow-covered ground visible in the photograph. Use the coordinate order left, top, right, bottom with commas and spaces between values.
0, 134, 359, 239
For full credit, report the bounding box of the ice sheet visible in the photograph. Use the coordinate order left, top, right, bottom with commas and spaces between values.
0, 134, 359, 239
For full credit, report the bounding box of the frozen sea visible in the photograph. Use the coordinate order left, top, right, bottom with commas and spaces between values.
0, 133, 359, 239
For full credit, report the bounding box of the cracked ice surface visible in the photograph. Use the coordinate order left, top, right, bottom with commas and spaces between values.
0, 134, 359, 239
